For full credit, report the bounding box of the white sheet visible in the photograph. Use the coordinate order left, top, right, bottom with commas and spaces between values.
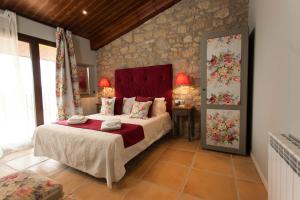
33, 113, 171, 187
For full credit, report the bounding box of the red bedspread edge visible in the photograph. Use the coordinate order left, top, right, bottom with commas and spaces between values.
55, 119, 144, 148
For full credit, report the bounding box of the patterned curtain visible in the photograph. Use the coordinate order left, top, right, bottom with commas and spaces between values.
56, 27, 82, 120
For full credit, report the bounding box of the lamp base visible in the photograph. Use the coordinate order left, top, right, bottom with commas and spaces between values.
174, 99, 185, 106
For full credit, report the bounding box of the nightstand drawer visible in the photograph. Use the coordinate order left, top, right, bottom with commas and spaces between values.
172, 109, 190, 116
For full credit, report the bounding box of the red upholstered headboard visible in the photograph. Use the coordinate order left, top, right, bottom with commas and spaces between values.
115, 64, 173, 114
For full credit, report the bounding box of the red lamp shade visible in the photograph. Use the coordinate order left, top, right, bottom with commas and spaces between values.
175, 72, 190, 85
98, 77, 111, 87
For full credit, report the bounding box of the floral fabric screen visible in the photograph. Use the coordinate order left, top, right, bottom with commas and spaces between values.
206, 109, 240, 149
206, 34, 241, 105
201, 28, 248, 155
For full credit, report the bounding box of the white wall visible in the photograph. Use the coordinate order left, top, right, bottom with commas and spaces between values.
17, 15, 98, 114
249, 0, 300, 186
17, 16, 97, 66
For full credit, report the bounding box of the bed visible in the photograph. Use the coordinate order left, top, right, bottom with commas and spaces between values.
34, 64, 173, 188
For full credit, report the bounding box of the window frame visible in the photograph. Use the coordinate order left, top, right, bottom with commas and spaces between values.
18, 33, 56, 126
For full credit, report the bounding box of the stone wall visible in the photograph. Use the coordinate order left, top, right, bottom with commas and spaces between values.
96, 0, 248, 134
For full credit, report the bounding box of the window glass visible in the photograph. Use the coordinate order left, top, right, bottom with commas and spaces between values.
39, 44, 57, 124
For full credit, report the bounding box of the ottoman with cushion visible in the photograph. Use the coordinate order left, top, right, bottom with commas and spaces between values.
0, 170, 63, 200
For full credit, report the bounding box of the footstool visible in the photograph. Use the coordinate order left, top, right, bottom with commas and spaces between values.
0, 170, 63, 200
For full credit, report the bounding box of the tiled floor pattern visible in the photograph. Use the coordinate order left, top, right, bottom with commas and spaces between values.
0, 136, 267, 200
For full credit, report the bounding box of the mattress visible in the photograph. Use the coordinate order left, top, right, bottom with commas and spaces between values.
33, 113, 171, 188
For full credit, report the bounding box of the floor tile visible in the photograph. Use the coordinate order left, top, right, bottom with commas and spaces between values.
63, 194, 77, 200
147, 143, 168, 155
232, 154, 251, 161
114, 176, 141, 191
184, 169, 237, 200
0, 163, 16, 178
126, 155, 153, 179
51, 168, 88, 194
123, 181, 178, 200
169, 138, 199, 152
126, 145, 166, 179
73, 177, 126, 200
160, 148, 195, 166
27, 159, 67, 176
0, 140, 268, 199
233, 158, 261, 182
237, 180, 267, 200
152, 134, 174, 147
5, 154, 48, 170
197, 146, 232, 157
193, 152, 233, 175
0, 148, 33, 163
178, 193, 202, 200
143, 161, 188, 191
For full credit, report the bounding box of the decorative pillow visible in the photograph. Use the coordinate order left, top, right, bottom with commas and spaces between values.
100, 97, 116, 115
151, 98, 167, 116
130, 101, 153, 119
114, 97, 123, 115
136, 96, 155, 117
122, 97, 136, 114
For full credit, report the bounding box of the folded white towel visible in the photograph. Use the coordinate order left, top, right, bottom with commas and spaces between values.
101, 119, 121, 131
68, 115, 85, 121
67, 115, 88, 124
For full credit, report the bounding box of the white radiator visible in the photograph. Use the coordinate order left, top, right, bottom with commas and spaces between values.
268, 132, 300, 200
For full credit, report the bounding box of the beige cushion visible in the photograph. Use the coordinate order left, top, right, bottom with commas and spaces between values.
151, 98, 167, 116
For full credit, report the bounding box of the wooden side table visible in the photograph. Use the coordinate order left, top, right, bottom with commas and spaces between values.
96, 103, 101, 113
172, 105, 195, 141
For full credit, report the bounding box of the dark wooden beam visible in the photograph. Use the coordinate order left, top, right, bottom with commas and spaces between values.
90, 0, 181, 50
63, 0, 100, 29
0, 0, 181, 51
70, 0, 133, 35
83, 0, 149, 38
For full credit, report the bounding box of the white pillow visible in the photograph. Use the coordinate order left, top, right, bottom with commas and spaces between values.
122, 97, 136, 114
130, 101, 152, 119
100, 97, 116, 115
151, 98, 167, 116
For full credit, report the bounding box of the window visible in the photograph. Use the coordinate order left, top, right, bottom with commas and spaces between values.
39, 44, 57, 124
18, 41, 36, 132
18, 34, 56, 126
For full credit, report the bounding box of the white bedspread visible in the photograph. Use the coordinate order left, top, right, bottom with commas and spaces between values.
33, 113, 171, 187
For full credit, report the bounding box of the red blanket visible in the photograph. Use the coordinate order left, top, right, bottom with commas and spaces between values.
56, 119, 144, 148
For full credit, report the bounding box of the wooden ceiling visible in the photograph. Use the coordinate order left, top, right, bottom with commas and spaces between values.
0, 0, 181, 50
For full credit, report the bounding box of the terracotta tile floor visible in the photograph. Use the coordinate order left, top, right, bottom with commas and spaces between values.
0, 136, 267, 200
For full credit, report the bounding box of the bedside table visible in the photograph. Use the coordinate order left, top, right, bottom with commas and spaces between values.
172, 105, 195, 141
96, 103, 101, 113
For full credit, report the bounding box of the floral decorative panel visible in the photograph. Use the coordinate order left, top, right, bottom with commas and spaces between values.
206, 109, 240, 149
206, 34, 241, 105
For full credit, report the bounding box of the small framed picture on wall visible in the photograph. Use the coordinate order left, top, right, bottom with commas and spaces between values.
77, 65, 90, 95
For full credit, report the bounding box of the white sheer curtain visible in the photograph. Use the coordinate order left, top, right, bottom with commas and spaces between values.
40, 59, 57, 124
0, 11, 35, 157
